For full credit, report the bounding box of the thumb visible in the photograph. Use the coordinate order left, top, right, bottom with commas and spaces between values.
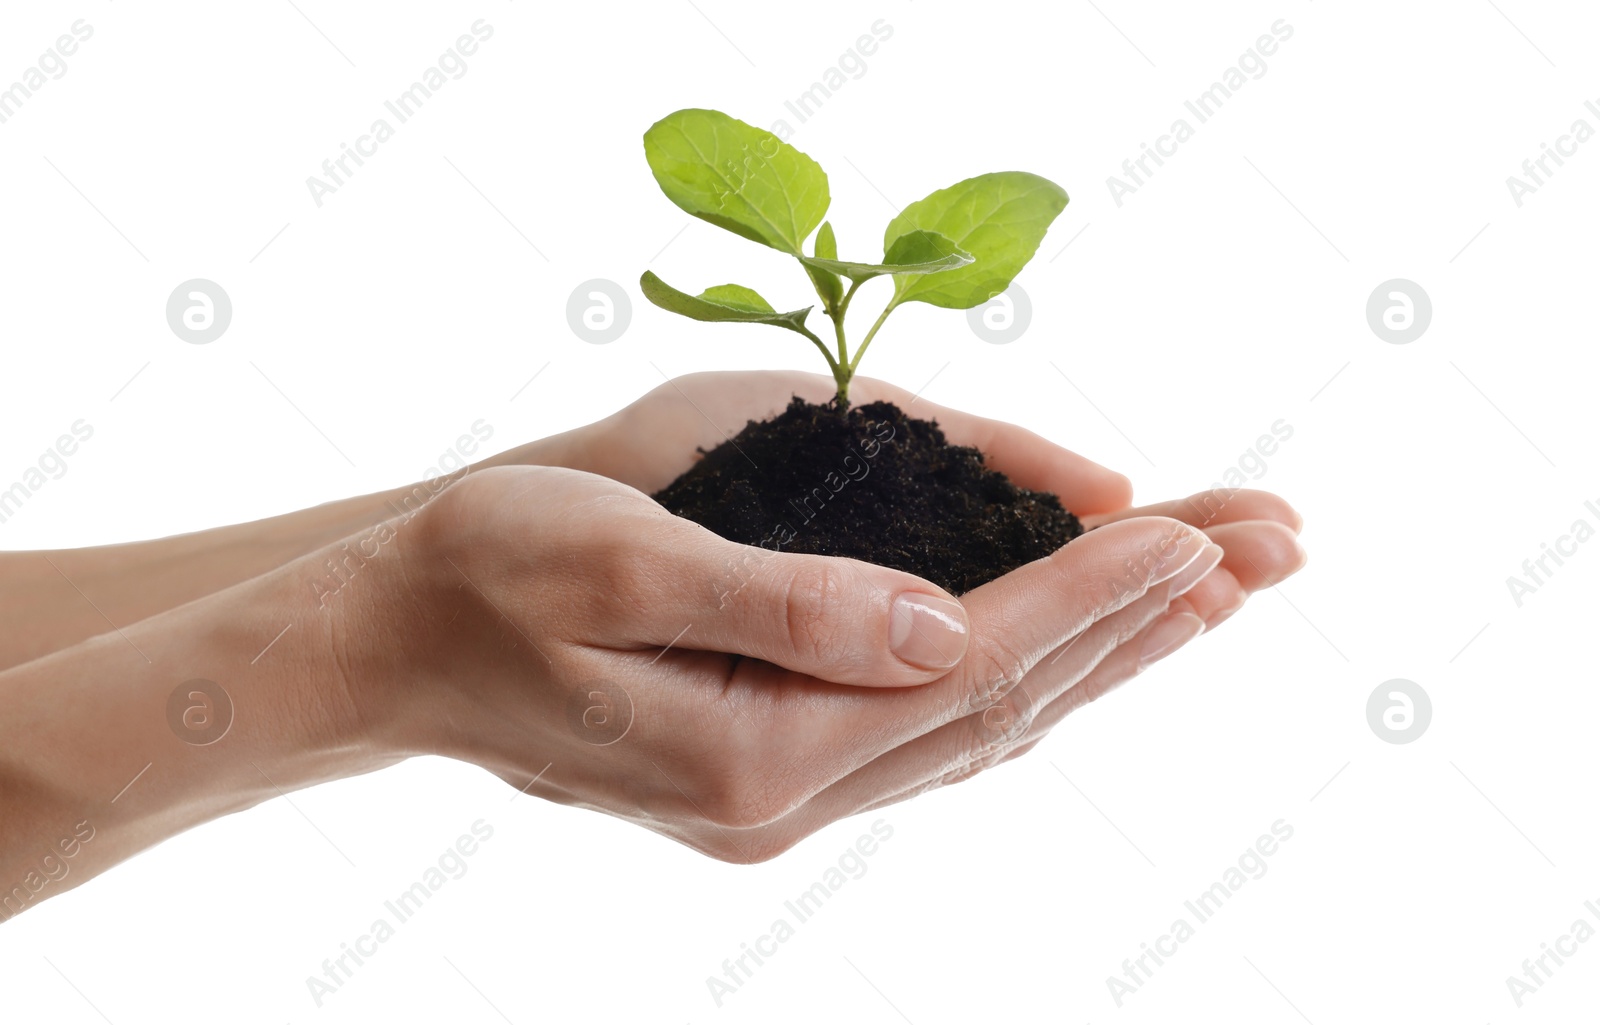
639, 530, 971, 687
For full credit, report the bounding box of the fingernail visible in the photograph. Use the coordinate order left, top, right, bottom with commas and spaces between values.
890, 593, 969, 670
1138, 611, 1204, 670
1166, 543, 1224, 598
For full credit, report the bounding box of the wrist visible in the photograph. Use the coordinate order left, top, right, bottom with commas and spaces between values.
361, 465, 573, 765
130, 554, 404, 792
273, 504, 450, 761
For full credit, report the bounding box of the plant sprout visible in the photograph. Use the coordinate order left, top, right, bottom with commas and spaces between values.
640, 108, 1069, 404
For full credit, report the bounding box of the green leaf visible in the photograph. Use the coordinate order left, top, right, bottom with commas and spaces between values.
815, 221, 838, 261
639, 272, 813, 333
697, 283, 774, 313
801, 229, 974, 283
806, 220, 844, 309
884, 172, 1068, 309
643, 109, 830, 255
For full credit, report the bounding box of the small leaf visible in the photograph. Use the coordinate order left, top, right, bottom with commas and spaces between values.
698, 283, 775, 313
884, 172, 1068, 309
644, 109, 830, 255
815, 221, 838, 261
640, 272, 813, 334
884, 229, 969, 267
800, 229, 973, 283
806, 220, 844, 309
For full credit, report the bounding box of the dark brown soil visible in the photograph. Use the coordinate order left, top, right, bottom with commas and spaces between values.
650, 397, 1082, 595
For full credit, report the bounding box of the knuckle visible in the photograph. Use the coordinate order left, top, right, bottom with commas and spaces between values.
782, 562, 852, 665
407, 464, 489, 557
939, 741, 1017, 793
963, 633, 1031, 717
939, 761, 987, 789
966, 679, 1038, 757
706, 793, 782, 831
571, 537, 655, 624
699, 764, 792, 831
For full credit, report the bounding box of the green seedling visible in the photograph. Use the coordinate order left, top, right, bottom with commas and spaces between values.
640, 108, 1069, 404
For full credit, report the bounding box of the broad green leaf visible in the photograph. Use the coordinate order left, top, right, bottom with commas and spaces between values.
806, 220, 844, 309
639, 272, 813, 334
698, 283, 774, 313
644, 109, 830, 255
802, 229, 974, 283
884, 172, 1068, 309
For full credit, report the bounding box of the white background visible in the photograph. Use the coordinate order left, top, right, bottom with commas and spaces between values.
2, 1, 1597, 1021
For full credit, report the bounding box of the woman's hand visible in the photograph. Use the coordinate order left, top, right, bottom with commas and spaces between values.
0, 373, 1305, 916
352, 461, 1232, 862
375, 371, 1307, 856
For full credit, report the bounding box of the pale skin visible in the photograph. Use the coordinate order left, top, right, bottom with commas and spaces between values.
0, 371, 1306, 918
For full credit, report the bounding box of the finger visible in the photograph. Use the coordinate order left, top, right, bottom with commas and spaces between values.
930, 517, 1211, 719
808, 560, 1258, 825
999, 557, 1273, 754
621, 514, 972, 687
1084, 489, 1302, 533
860, 731, 1048, 815
871, 596, 1209, 815
687, 518, 1211, 827
999, 735, 1044, 765
777, 575, 1198, 829
1201, 520, 1307, 591
1173, 563, 1246, 628
848, 375, 1134, 515
1010, 599, 1206, 745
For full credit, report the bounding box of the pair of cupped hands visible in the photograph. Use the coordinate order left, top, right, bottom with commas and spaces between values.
353, 371, 1305, 863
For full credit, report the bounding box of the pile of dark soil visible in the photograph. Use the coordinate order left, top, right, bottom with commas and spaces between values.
650, 397, 1082, 595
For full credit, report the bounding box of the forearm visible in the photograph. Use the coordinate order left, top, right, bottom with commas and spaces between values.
0, 429, 587, 672
0, 533, 405, 921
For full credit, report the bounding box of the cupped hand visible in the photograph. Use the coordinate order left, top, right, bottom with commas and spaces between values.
571, 369, 1306, 648
841, 486, 1308, 816
551, 370, 1305, 666
368, 372, 1307, 858
356, 460, 1237, 862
